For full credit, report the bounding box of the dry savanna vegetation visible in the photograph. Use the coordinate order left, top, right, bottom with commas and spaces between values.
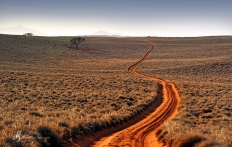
0, 34, 231, 147
0, 34, 158, 147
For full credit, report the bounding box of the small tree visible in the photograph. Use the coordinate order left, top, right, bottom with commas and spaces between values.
70, 37, 86, 49
23, 33, 34, 36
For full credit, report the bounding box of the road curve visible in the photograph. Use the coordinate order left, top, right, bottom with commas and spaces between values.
93, 42, 180, 147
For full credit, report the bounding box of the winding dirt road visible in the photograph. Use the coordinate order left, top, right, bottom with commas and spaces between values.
66, 42, 180, 147
93, 42, 180, 147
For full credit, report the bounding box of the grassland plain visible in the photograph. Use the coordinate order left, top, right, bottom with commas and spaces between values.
0, 34, 158, 147
138, 37, 232, 146
0, 34, 231, 147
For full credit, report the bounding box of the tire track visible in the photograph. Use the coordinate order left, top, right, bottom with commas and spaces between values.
93, 42, 180, 147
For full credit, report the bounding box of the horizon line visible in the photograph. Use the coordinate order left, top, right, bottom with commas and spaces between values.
1, 33, 231, 38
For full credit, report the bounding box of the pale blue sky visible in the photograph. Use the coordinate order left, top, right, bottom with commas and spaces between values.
1, 0, 231, 36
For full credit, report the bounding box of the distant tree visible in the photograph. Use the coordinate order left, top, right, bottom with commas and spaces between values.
70, 37, 86, 49
23, 33, 34, 36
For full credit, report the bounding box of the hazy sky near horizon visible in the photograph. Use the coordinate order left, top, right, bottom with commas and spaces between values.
1, 0, 232, 36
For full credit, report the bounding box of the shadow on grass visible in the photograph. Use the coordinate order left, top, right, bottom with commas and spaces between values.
5, 138, 24, 147
37, 126, 63, 147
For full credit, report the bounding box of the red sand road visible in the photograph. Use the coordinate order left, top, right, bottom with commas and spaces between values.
65, 42, 180, 147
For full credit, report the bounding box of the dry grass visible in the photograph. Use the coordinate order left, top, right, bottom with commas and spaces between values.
0, 34, 231, 146
141, 37, 232, 146
0, 34, 157, 146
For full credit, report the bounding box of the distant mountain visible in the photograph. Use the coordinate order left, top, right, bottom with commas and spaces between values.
92, 30, 121, 36
0, 25, 45, 36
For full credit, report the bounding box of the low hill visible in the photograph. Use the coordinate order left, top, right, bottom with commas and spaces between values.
0, 25, 45, 36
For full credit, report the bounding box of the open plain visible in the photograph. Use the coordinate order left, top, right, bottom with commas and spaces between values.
0, 34, 231, 146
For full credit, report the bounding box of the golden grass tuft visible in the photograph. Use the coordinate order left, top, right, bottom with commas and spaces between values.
176, 134, 207, 147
